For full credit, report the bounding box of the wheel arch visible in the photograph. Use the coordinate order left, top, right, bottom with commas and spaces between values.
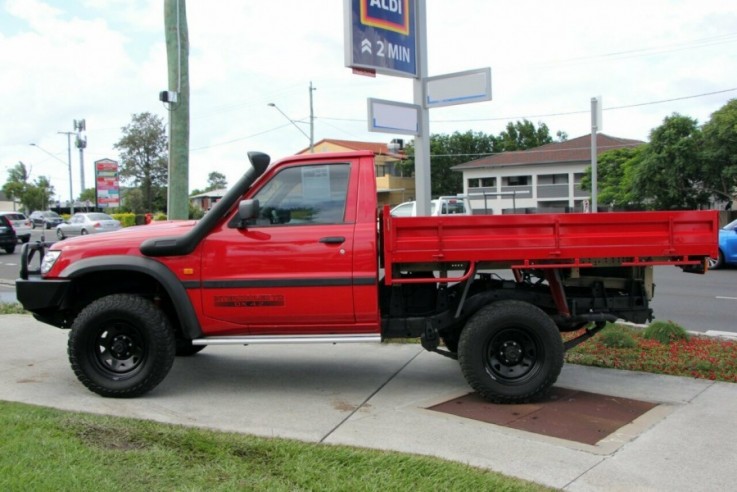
60, 255, 202, 339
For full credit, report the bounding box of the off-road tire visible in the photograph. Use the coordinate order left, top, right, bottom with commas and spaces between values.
458, 300, 563, 404
68, 294, 176, 398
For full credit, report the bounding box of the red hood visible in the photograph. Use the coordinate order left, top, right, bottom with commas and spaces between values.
49, 220, 198, 259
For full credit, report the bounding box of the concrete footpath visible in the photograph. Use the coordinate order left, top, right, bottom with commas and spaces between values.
2, 314, 736, 490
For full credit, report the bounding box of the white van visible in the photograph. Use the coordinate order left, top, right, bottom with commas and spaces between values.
390, 197, 471, 217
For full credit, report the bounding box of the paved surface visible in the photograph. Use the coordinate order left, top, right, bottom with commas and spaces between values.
2, 314, 736, 490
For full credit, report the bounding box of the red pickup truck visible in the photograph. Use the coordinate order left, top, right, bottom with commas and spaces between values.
17, 150, 718, 403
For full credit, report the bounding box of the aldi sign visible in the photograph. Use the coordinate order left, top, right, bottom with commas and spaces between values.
345, 0, 417, 78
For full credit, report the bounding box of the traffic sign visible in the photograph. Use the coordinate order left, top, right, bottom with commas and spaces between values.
344, 0, 417, 78
367, 98, 421, 135
424, 68, 492, 108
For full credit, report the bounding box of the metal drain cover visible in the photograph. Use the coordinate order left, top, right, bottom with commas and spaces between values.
429, 387, 657, 445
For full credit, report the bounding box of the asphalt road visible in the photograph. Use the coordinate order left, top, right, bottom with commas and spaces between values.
0, 232, 733, 333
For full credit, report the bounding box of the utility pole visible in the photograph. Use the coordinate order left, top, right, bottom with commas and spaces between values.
58, 131, 75, 214
164, 0, 190, 219
309, 81, 316, 153
74, 119, 87, 208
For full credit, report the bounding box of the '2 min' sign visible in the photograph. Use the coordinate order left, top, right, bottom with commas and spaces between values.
345, 0, 417, 78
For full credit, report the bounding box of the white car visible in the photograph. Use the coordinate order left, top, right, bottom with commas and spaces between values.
390, 198, 471, 217
0, 212, 32, 243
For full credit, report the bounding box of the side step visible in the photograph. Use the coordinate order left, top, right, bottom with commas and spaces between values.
192, 333, 382, 346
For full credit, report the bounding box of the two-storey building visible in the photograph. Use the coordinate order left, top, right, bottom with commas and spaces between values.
452, 133, 643, 214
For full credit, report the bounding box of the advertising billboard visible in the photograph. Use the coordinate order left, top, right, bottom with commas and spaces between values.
94, 158, 120, 208
344, 0, 417, 78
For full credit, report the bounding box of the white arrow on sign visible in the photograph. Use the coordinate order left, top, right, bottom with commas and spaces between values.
361, 39, 372, 54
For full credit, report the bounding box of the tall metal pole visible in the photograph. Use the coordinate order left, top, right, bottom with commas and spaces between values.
58, 131, 75, 214
413, 0, 431, 216
309, 81, 315, 153
590, 97, 599, 213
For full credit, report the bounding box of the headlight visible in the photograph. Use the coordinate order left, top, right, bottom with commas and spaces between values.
40, 251, 61, 275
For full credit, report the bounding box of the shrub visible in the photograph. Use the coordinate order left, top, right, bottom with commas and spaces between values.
154, 212, 168, 221
111, 213, 136, 227
643, 320, 690, 345
598, 324, 637, 349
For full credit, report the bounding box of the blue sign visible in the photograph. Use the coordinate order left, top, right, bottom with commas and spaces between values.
345, 0, 417, 78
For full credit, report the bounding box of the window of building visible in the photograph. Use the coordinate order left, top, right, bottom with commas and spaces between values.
375, 165, 386, 177
503, 175, 530, 186
538, 173, 569, 185
468, 177, 496, 188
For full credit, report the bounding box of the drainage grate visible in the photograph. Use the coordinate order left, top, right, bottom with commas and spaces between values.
429, 387, 657, 445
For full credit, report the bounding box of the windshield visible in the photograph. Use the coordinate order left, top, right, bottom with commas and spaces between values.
723, 219, 737, 231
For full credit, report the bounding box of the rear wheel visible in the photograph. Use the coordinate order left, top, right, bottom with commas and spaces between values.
68, 294, 176, 398
708, 250, 724, 270
458, 300, 563, 404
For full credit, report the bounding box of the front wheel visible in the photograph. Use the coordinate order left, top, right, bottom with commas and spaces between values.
68, 294, 176, 398
458, 300, 563, 404
56, 228, 65, 240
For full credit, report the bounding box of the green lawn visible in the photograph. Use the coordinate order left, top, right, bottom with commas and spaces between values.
0, 401, 548, 491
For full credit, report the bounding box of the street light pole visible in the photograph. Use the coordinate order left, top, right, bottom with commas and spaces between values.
30, 141, 74, 214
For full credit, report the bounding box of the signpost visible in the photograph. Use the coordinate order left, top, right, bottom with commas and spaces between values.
94, 159, 120, 209
345, 0, 491, 216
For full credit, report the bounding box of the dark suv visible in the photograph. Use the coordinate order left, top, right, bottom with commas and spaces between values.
0, 215, 17, 253
29, 210, 63, 229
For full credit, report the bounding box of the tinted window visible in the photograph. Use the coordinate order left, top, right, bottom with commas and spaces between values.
251, 164, 350, 226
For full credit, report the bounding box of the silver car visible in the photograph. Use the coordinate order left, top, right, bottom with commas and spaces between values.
56, 212, 122, 239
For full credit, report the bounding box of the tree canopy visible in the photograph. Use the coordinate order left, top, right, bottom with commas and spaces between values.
114, 112, 168, 212
2, 162, 55, 213
402, 121, 553, 197
584, 99, 737, 210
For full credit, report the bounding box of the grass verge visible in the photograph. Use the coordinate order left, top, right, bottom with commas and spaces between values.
0, 302, 26, 315
0, 401, 549, 491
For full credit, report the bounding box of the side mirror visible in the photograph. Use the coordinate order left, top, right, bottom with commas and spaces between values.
235, 199, 260, 228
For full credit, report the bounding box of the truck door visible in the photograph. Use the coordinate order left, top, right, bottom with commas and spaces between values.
200, 161, 361, 334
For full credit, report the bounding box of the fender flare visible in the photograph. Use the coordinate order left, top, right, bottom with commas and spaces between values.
60, 255, 202, 339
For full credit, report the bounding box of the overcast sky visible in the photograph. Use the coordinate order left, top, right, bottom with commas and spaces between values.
1, 0, 735, 203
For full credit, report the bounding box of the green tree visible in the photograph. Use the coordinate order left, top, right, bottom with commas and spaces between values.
581, 146, 646, 210
114, 112, 168, 211
2, 162, 55, 213
701, 99, 737, 206
123, 188, 145, 214
496, 120, 553, 151
635, 114, 710, 210
205, 171, 227, 192
403, 131, 496, 196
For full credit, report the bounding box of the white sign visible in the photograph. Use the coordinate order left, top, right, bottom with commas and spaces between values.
424, 67, 492, 108
367, 98, 421, 135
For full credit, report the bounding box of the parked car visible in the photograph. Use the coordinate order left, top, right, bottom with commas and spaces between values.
0, 212, 32, 243
390, 197, 472, 217
0, 215, 17, 253
55, 212, 122, 239
29, 210, 63, 229
709, 218, 737, 269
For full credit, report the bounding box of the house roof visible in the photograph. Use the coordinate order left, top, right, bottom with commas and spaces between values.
190, 188, 227, 199
452, 133, 644, 171
299, 138, 404, 158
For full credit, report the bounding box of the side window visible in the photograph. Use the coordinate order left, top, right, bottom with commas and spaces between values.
251, 164, 350, 226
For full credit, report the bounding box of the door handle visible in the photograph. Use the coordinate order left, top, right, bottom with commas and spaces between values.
319, 236, 346, 244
